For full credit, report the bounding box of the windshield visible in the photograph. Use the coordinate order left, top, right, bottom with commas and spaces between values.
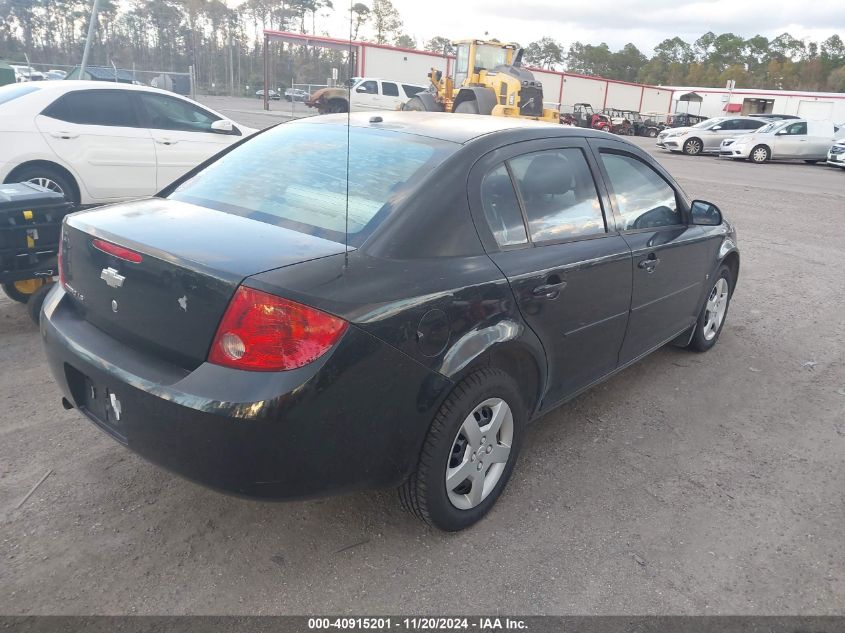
474, 44, 508, 71
169, 123, 457, 246
694, 118, 722, 129
0, 83, 41, 106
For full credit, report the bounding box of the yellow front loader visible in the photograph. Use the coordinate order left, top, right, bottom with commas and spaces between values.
403, 39, 559, 123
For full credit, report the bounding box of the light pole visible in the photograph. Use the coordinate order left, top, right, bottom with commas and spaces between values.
80, 0, 101, 77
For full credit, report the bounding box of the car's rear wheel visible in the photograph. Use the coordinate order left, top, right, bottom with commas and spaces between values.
2, 278, 48, 304
750, 145, 770, 164
6, 165, 78, 204
683, 138, 703, 156
399, 368, 525, 531
688, 265, 733, 352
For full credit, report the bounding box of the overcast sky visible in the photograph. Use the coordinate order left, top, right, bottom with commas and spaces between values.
312, 0, 845, 54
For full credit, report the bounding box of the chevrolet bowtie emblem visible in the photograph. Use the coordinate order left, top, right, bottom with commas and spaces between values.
100, 267, 125, 288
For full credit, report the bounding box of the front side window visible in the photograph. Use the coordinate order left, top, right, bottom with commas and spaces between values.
785, 122, 807, 135
600, 153, 682, 231
138, 93, 220, 133
356, 80, 377, 95
382, 82, 399, 97
43, 90, 138, 127
169, 123, 457, 246
509, 149, 606, 243
743, 119, 765, 130
480, 164, 527, 247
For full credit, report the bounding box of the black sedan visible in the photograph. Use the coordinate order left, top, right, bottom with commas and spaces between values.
41, 112, 739, 531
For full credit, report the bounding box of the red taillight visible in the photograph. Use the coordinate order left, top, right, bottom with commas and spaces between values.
92, 238, 143, 264
208, 286, 348, 371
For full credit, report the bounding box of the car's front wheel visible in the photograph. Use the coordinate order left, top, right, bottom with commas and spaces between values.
750, 145, 770, 164
683, 138, 703, 155
399, 368, 525, 531
688, 265, 733, 352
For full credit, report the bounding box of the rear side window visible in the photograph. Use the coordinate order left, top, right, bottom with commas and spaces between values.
0, 84, 41, 106
600, 152, 681, 230
480, 165, 527, 247
382, 82, 399, 97
43, 90, 138, 127
509, 149, 606, 243
137, 92, 220, 133
169, 123, 457, 246
403, 85, 425, 97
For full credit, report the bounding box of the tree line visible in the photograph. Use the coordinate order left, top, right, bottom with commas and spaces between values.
2, 0, 843, 94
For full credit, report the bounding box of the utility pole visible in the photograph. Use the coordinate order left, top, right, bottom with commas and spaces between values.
80, 0, 101, 77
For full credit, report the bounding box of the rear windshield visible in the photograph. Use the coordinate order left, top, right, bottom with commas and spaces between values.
0, 84, 41, 106
169, 122, 456, 245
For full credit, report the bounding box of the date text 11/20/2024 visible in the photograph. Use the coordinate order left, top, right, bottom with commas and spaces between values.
307, 617, 528, 630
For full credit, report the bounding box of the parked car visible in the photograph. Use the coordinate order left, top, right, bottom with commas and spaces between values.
657, 116, 768, 156
284, 88, 309, 102
44, 70, 68, 81
827, 140, 845, 170
719, 119, 844, 163
255, 89, 281, 100
10, 65, 45, 82
0, 81, 256, 204
41, 112, 739, 531
306, 78, 429, 114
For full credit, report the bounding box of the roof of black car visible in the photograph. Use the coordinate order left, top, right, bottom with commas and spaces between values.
293, 111, 610, 144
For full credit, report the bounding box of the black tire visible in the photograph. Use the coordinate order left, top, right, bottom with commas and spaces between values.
402, 95, 428, 111
399, 368, 525, 531
683, 137, 703, 156
454, 100, 480, 114
2, 279, 47, 303
647, 128, 658, 138
326, 99, 348, 113
27, 282, 53, 325
688, 265, 733, 352
5, 164, 78, 204
749, 145, 770, 164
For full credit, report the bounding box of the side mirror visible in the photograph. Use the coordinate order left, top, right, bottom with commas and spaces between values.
356, 85, 368, 93
211, 119, 233, 134
691, 200, 723, 226
711, 125, 722, 131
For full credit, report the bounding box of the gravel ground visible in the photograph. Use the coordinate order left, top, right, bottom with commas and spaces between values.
0, 131, 843, 615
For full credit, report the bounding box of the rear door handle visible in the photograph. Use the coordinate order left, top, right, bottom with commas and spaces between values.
532, 275, 567, 299
49, 131, 79, 139
638, 255, 661, 272
155, 138, 178, 145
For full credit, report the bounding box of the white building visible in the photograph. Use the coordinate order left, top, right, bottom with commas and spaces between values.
666, 86, 845, 121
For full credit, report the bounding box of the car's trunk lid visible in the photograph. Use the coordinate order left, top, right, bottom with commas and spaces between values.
61, 197, 346, 368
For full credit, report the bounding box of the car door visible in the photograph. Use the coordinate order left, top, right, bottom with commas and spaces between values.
35, 88, 157, 200
704, 118, 742, 151
468, 138, 633, 407
589, 138, 713, 365
135, 91, 241, 189
773, 121, 808, 158
351, 80, 381, 111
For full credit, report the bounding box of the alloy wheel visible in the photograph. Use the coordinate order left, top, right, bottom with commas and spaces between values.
26, 177, 64, 196
685, 139, 702, 155
702, 278, 729, 341
445, 398, 514, 510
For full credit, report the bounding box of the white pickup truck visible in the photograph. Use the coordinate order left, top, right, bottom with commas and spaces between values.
305, 78, 428, 115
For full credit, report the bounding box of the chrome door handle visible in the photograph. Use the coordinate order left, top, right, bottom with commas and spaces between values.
49, 131, 79, 139
638, 256, 661, 272
532, 275, 567, 299
155, 138, 178, 145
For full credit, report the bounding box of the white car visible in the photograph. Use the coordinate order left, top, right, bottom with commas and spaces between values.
0, 81, 256, 204
350, 78, 427, 111
827, 140, 845, 170
10, 65, 46, 82
719, 119, 844, 164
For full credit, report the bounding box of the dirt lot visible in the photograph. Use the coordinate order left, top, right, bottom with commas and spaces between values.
1, 129, 843, 615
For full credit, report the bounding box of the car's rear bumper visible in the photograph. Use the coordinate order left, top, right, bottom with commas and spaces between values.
41, 286, 452, 499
